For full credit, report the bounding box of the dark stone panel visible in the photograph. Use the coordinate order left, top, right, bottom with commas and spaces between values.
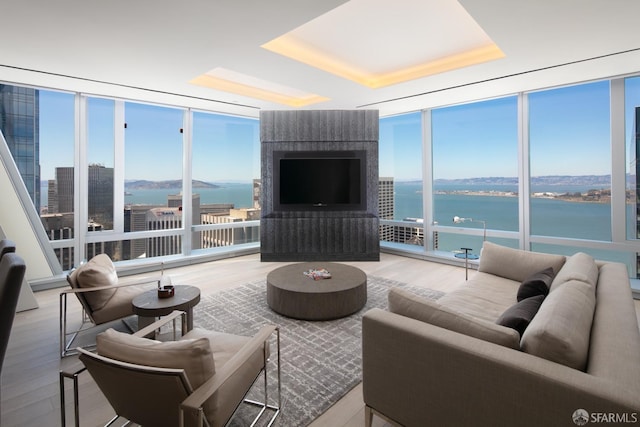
260, 110, 380, 262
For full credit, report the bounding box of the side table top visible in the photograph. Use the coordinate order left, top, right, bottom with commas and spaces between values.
132, 285, 201, 315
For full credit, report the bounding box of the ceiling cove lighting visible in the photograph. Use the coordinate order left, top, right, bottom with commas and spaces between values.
189, 68, 330, 107
261, 0, 505, 89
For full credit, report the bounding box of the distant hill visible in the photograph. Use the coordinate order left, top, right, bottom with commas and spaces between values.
434, 175, 620, 187
125, 180, 220, 190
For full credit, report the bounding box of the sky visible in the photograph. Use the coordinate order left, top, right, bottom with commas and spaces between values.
38, 77, 640, 182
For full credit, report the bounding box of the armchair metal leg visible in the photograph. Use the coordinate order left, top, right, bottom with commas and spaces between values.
60, 366, 86, 427
238, 327, 281, 427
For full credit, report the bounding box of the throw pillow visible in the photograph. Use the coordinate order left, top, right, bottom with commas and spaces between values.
388, 287, 520, 350
478, 241, 566, 282
517, 267, 554, 301
496, 294, 546, 336
74, 253, 118, 311
520, 279, 596, 371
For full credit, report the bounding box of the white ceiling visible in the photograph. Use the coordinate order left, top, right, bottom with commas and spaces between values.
1, 0, 639, 117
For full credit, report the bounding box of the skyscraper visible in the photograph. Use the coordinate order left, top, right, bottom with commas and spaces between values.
0, 85, 40, 212
378, 177, 395, 241
88, 164, 114, 228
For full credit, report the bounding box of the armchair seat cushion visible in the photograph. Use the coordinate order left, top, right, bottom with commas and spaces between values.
90, 285, 148, 325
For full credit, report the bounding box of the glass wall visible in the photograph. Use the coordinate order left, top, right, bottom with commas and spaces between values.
625, 77, 640, 241
191, 111, 260, 250
87, 97, 115, 232
0, 86, 76, 269
431, 96, 518, 254
378, 111, 423, 247
3, 74, 640, 281
528, 81, 612, 240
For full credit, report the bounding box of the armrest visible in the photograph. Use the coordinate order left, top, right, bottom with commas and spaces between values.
180, 325, 277, 413
133, 310, 186, 338
362, 308, 639, 427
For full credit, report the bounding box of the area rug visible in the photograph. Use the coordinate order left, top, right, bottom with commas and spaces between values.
192, 275, 444, 427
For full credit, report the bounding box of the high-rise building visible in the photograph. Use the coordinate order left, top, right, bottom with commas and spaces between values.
168, 193, 201, 250
201, 208, 260, 247
88, 164, 114, 228
55, 167, 74, 213
146, 207, 182, 257
378, 177, 395, 241
0, 85, 40, 212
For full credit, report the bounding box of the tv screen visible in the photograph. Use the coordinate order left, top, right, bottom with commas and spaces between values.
274, 151, 366, 211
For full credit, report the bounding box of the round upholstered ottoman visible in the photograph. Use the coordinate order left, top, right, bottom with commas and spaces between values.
266, 262, 367, 320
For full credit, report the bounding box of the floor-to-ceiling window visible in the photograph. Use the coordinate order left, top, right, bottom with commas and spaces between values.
378, 111, 423, 248
191, 111, 260, 250
0, 85, 76, 270
529, 81, 612, 242
85, 97, 116, 262
431, 96, 519, 255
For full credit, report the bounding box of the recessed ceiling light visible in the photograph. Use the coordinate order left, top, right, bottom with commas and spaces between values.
262, 0, 505, 88
189, 67, 330, 107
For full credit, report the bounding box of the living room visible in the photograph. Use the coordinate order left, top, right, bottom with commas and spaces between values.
2, 1, 640, 426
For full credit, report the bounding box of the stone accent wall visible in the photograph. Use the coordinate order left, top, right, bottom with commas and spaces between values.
260, 110, 380, 262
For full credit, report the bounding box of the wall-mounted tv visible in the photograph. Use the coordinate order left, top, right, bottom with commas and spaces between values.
273, 150, 367, 211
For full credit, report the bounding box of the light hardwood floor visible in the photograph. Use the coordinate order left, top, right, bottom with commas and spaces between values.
1, 253, 639, 427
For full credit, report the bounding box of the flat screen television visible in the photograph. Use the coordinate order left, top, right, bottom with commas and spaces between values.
273, 150, 366, 211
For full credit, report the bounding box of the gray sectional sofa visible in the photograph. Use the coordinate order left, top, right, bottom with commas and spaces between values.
362, 242, 640, 427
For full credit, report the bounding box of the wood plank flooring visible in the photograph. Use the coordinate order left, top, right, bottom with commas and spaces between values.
1, 252, 639, 427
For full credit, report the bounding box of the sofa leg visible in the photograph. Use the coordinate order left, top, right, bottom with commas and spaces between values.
365, 405, 373, 427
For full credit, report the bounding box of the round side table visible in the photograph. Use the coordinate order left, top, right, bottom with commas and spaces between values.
132, 285, 201, 332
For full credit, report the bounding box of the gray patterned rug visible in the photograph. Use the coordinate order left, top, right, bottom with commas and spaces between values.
192, 275, 444, 427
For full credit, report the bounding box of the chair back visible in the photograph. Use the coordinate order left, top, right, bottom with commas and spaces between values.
0, 239, 16, 259
0, 252, 26, 374
66, 268, 97, 322
78, 348, 203, 427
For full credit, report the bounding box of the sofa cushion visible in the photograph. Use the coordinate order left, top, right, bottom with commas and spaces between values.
438, 272, 522, 322
496, 294, 545, 336
478, 241, 566, 282
388, 287, 520, 350
520, 279, 596, 371
73, 254, 118, 311
550, 252, 598, 292
517, 267, 554, 301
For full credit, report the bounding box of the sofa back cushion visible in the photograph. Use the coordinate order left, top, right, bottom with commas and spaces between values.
388, 287, 520, 350
520, 279, 596, 371
478, 242, 566, 283
550, 252, 598, 292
